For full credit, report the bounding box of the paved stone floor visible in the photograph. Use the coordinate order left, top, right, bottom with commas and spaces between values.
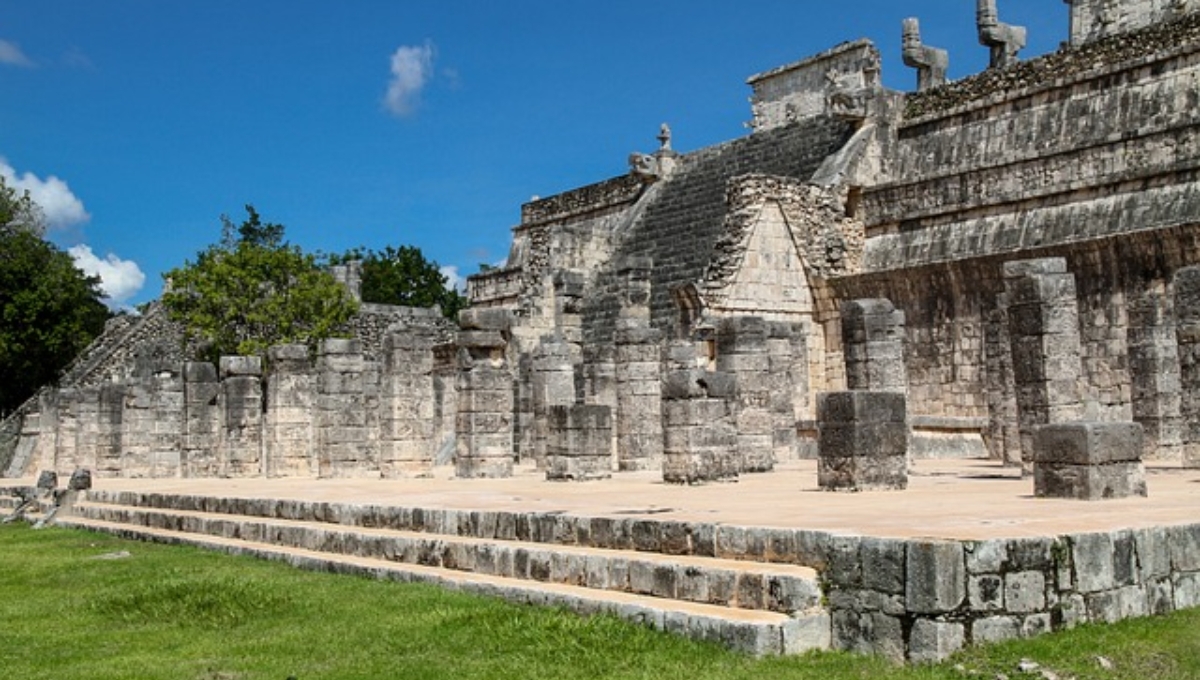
18, 459, 1196, 541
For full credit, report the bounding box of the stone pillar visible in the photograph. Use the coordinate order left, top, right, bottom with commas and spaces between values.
148, 368, 185, 478
264, 345, 314, 477
1033, 422, 1147, 499
316, 339, 376, 478
662, 341, 740, 485
432, 343, 459, 466
1003, 258, 1087, 471
54, 388, 80, 474
1127, 281, 1182, 461
120, 378, 155, 477
716, 316, 774, 473
455, 309, 515, 479
842, 298, 907, 392
219, 356, 263, 478
183, 362, 220, 477
380, 330, 438, 478
614, 257, 663, 472
817, 391, 908, 491
73, 387, 100, 472
767, 322, 804, 462
545, 404, 613, 481
1174, 266, 1200, 468
583, 344, 618, 466
32, 390, 59, 474
96, 383, 124, 477
530, 336, 578, 469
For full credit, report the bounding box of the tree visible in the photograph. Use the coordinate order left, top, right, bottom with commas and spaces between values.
162, 206, 359, 362
331, 245, 468, 319
0, 177, 108, 415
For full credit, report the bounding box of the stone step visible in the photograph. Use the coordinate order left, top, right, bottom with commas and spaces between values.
70, 500, 823, 616
80, 489, 832, 570
57, 515, 831, 657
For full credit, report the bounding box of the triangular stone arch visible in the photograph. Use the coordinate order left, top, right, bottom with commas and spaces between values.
711, 200, 815, 319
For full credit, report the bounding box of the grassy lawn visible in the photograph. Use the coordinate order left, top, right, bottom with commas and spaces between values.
0, 524, 1196, 680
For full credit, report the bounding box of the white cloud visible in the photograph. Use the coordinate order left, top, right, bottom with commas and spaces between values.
0, 159, 90, 232
0, 39, 33, 67
384, 42, 435, 117
69, 244, 146, 309
440, 264, 466, 293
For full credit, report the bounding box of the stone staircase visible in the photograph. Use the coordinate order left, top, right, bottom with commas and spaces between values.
56, 489, 832, 656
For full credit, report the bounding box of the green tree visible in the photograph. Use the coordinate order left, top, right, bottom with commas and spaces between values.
0, 178, 109, 414
332, 245, 468, 319
162, 205, 359, 362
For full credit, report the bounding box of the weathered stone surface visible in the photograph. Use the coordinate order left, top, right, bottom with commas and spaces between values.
908, 618, 965, 663
906, 540, 965, 614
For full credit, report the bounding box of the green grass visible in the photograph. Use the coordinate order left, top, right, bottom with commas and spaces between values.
0, 524, 1196, 680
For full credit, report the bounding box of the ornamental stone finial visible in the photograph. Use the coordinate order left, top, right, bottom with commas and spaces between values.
657, 123, 672, 152
977, 0, 1027, 69
901, 18, 949, 92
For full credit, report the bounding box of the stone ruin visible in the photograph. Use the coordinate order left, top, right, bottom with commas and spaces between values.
3, 0, 1200, 496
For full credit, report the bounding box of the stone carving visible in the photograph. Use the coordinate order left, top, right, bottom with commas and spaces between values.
902, 17, 949, 91
977, 0, 1027, 68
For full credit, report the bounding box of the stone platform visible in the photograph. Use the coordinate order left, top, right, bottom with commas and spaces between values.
10, 459, 1199, 662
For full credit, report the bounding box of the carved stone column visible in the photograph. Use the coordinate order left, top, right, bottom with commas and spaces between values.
220, 356, 263, 478
1003, 258, 1087, 471
265, 345, 314, 477
455, 309, 515, 479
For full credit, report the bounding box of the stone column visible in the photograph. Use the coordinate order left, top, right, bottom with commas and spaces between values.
614, 257, 663, 472
219, 356, 263, 478
661, 341, 739, 485
842, 298, 907, 392
1174, 266, 1200, 468
316, 339, 375, 478
264, 345, 314, 477
120, 378, 155, 477
32, 390, 59, 474
531, 336, 578, 469
152, 368, 185, 478
1003, 258, 1086, 470
716, 316, 774, 473
817, 391, 908, 491
96, 383, 124, 477
545, 404, 613, 481
380, 330, 438, 478
1127, 281, 1182, 461
767, 322, 804, 462
54, 388, 80, 474
73, 387, 100, 472
583, 344, 618, 466
183, 362, 220, 477
455, 309, 515, 478
432, 343, 459, 466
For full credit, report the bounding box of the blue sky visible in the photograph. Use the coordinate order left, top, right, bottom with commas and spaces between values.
0, 1, 1068, 309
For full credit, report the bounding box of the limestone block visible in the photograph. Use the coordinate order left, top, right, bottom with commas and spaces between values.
906, 540, 966, 614
969, 574, 1004, 612
781, 610, 832, 655
458, 308, 513, 332
860, 537, 906, 594
818, 454, 908, 491
970, 615, 1020, 644
908, 618, 965, 663
1005, 571, 1046, 613
817, 391, 906, 425
1033, 422, 1147, 499
1072, 532, 1116, 593
545, 405, 612, 481
219, 355, 262, 378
